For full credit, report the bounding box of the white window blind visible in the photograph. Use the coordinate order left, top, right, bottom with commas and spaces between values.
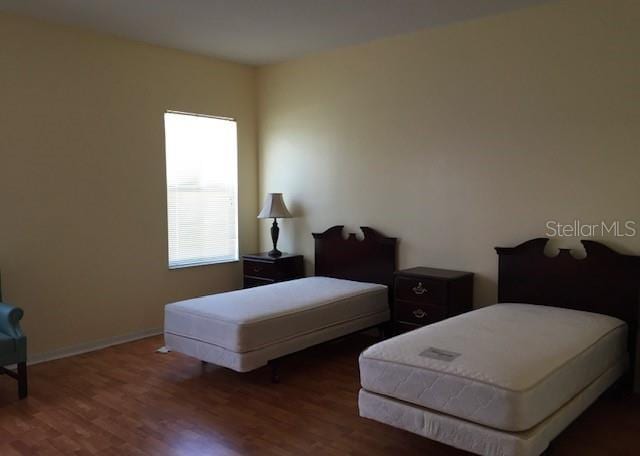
164, 111, 238, 268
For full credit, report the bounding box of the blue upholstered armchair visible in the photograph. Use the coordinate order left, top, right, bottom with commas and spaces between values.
0, 302, 27, 399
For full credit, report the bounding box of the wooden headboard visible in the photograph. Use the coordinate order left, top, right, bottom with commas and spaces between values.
312, 226, 397, 291
496, 238, 640, 387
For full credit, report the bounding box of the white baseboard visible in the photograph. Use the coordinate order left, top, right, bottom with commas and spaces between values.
25, 327, 163, 366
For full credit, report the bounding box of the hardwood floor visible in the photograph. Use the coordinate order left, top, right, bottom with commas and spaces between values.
0, 334, 638, 455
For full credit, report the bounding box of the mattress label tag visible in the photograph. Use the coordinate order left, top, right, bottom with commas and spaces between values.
420, 347, 460, 362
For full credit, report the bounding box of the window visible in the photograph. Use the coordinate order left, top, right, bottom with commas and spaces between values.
164, 111, 238, 268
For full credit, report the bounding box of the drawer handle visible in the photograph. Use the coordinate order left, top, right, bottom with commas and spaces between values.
412, 282, 427, 295
253, 266, 262, 273
412, 308, 427, 319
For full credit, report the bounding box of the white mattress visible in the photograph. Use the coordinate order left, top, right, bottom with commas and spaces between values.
359, 357, 626, 456
165, 276, 388, 354
359, 303, 627, 432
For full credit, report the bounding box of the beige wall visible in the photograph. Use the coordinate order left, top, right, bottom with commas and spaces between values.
258, 0, 640, 306
0, 14, 258, 356
2, 0, 639, 358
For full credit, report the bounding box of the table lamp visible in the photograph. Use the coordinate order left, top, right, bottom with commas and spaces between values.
257, 193, 293, 257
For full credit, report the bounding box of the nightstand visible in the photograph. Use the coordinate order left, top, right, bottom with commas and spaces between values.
242, 253, 305, 288
393, 267, 473, 333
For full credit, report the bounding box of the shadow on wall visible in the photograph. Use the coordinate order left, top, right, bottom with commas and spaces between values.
285, 201, 306, 260
474, 274, 497, 308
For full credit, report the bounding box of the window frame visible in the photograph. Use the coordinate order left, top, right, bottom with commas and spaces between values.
164, 110, 240, 269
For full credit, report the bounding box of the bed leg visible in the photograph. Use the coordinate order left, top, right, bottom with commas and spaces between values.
269, 359, 280, 384
378, 322, 390, 340
541, 441, 555, 455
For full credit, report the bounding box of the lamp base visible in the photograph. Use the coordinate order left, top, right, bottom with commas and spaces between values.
269, 218, 282, 258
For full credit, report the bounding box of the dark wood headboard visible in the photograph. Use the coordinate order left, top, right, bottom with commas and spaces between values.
312, 226, 397, 291
496, 238, 640, 387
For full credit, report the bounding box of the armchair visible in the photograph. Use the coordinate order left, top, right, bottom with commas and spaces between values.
0, 302, 27, 399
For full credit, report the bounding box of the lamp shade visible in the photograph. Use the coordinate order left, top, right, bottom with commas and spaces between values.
257, 193, 292, 219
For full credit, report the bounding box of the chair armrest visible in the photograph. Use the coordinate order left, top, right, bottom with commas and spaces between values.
0, 302, 24, 339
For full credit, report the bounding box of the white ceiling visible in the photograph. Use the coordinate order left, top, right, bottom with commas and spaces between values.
0, 0, 553, 65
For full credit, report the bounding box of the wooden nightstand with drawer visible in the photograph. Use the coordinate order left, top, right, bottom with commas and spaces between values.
242, 253, 305, 288
393, 267, 473, 333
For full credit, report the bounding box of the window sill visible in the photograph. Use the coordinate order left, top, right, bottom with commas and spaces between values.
169, 258, 239, 270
